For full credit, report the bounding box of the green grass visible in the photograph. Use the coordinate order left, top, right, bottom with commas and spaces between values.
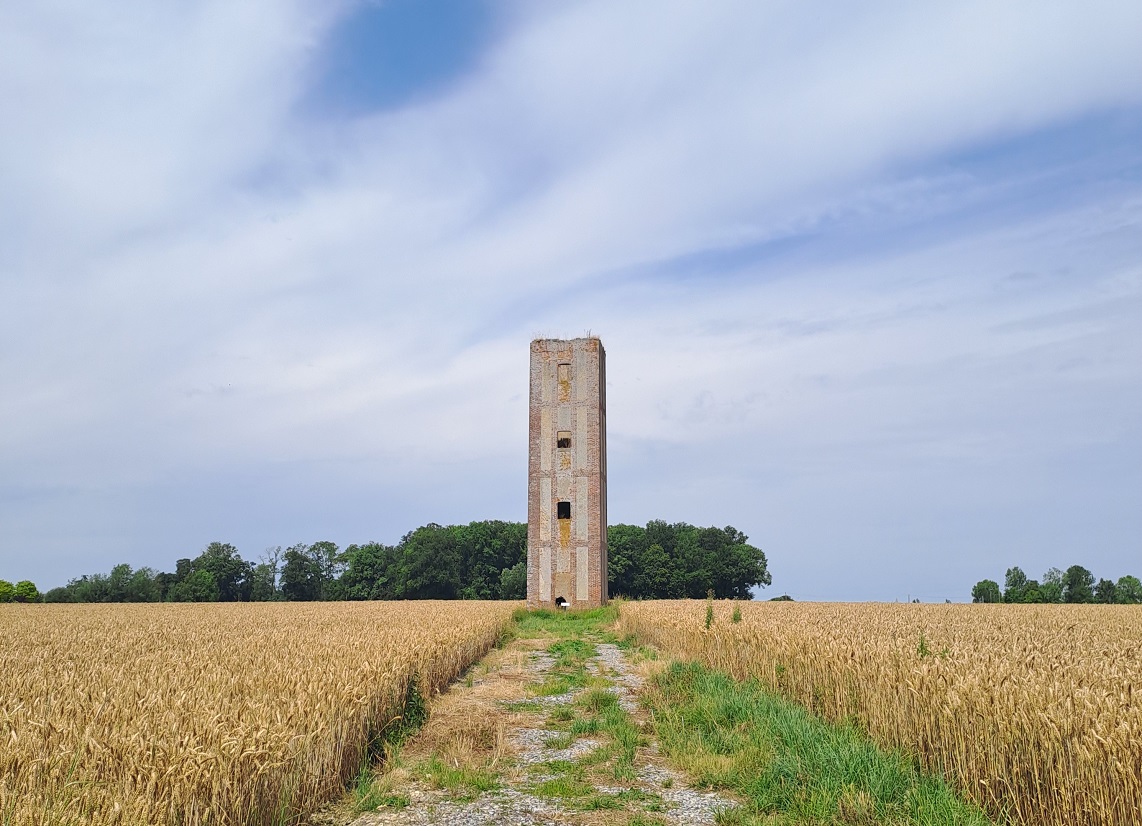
416, 756, 499, 801
570, 715, 602, 735
578, 686, 619, 712
629, 815, 670, 826
544, 731, 577, 750
548, 638, 597, 666
512, 605, 618, 638
643, 661, 993, 825
355, 790, 410, 811
502, 699, 544, 713
530, 758, 585, 778
526, 774, 662, 813
530, 775, 598, 799
549, 705, 576, 723
528, 635, 601, 699
530, 673, 584, 696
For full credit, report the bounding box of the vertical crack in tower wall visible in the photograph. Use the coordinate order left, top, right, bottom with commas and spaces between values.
527, 338, 608, 608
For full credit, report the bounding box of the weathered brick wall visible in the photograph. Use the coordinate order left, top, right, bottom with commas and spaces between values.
527, 338, 608, 608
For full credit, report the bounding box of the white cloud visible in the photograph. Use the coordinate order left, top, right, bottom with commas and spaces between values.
1, 0, 1141, 597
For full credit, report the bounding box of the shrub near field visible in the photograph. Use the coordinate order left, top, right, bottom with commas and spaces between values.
0, 601, 515, 826
619, 600, 1142, 826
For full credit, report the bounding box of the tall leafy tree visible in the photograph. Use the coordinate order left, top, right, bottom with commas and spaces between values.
194, 542, 253, 601
499, 561, 526, 599
396, 525, 461, 599
309, 541, 345, 594
13, 581, 39, 602
1003, 567, 1029, 602
633, 543, 674, 598
454, 520, 526, 599
280, 544, 324, 601
341, 542, 398, 600
971, 579, 1002, 603
1040, 568, 1065, 604
1116, 575, 1142, 604
607, 524, 648, 597
1094, 578, 1117, 604
126, 567, 161, 602
250, 547, 283, 601
168, 570, 220, 602
1062, 565, 1095, 604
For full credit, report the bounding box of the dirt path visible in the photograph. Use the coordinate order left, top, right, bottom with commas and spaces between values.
322, 620, 736, 826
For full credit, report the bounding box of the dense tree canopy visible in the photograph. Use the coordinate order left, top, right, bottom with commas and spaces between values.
0, 579, 40, 603
29, 519, 770, 604
608, 521, 769, 599
974, 563, 1140, 604
971, 579, 1001, 603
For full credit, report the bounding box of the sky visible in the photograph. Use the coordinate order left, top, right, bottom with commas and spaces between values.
2, 0, 1140, 601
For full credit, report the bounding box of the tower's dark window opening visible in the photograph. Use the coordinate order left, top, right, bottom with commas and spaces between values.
557, 501, 571, 519
557, 431, 571, 448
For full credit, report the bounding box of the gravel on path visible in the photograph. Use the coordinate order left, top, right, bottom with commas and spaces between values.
349, 634, 737, 826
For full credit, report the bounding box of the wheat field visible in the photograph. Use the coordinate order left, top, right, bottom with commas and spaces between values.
619, 600, 1142, 826
0, 601, 515, 826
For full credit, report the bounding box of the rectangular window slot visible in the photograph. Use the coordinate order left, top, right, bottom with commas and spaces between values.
557, 363, 571, 401
557, 431, 571, 449
557, 501, 571, 519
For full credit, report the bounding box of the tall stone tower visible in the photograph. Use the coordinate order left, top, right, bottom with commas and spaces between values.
527, 338, 608, 608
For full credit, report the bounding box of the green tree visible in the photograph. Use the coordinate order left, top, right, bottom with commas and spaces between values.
1116, 575, 1142, 604
280, 544, 324, 601
499, 561, 527, 599
279, 541, 344, 601
43, 586, 75, 603
309, 541, 345, 596
1003, 567, 1028, 602
1020, 582, 1045, 603
340, 542, 397, 600
718, 531, 771, 598
607, 524, 648, 597
606, 521, 768, 600
126, 567, 161, 602
395, 525, 461, 599
250, 547, 283, 602
13, 580, 39, 603
1040, 568, 1064, 604
194, 542, 253, 601
105, 563, 133, 601
1062, 565, 1095, 604
454, 521, 527, 600
0, 580, 13, 602
168, 569, 220, 602
1094, 578, 1117, 604
633, 543, 674, 598
63, 574, 108, 602
971, 579, 1002, 603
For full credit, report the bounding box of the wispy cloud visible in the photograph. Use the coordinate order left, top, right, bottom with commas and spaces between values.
2, 0, 1140, 599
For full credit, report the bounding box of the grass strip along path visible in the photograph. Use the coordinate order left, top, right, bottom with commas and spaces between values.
327, 606, 991, 826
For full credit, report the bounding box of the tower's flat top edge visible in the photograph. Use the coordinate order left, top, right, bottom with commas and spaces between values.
530, 336, 603, 346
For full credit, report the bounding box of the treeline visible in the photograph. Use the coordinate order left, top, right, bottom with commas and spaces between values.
29, 520, 769, 604
608, 522, 770, 599
0, 580, 40, 603
971, 565, 1142, 604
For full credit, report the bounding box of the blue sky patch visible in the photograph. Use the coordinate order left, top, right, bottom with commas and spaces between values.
309, 0, 499, 116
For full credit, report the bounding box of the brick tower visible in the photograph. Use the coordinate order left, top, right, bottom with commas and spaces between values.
527, 338, 608, 608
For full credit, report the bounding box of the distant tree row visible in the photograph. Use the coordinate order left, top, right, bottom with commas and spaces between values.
971, 566, 1142, 604
0, 579, 40, 603
28, 519, 769, 604
608, 522, 770, 599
